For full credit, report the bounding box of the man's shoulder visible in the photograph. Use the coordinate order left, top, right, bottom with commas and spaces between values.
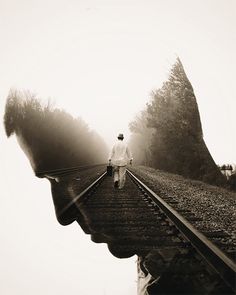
119, 141, 127, 146
113, 140, 128, 147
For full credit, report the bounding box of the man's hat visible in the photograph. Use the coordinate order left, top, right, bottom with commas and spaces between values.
118, 133, 124, 139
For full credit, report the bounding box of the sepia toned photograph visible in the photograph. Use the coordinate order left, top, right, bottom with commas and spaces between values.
1, 0, 235, 294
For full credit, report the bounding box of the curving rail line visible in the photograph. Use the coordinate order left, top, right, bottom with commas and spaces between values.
42, 165, 236, 292
127, 170, 236, 293
35, 164, 105, 178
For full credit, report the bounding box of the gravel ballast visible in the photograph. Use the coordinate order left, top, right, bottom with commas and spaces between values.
129, 166, 236, 249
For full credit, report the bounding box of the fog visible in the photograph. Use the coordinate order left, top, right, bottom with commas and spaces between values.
1, 0, 235, 294
1, 0, 235, 163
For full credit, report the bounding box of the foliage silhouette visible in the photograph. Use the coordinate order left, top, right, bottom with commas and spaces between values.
4, 89, 108, 173
129, 58, 225, 186
128, 110, 153, 166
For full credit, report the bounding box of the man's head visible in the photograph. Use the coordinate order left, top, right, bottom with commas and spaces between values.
117, 133, 124, 140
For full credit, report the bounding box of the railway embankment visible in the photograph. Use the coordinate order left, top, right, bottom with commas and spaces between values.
130, 165, 236, 251
46, 164, 235, 294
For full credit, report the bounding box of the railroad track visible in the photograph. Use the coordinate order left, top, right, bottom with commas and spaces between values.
35, 164, 105, 178
45, 166, 236, 293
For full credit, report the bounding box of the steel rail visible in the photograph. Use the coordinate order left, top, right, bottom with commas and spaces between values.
45, 165, 235, 291
127, 170, 236, 292
35, 164, 105, 178
57, 171, 107, 217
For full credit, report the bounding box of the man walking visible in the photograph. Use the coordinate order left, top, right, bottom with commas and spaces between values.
109, 133, 133, 189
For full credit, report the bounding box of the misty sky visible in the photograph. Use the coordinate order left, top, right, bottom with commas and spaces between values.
0, 1, 235, 294
0, 0, 235, 163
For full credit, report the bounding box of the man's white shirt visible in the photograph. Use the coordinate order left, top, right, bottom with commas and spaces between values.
109, 140, 132, 166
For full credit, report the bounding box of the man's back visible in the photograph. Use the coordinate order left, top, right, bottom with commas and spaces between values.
110, 140, 132, 166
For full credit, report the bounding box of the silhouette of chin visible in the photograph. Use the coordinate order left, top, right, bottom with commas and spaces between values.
46, 178, 136, 258
15, 135, 135, 258
107, 244, 136, 259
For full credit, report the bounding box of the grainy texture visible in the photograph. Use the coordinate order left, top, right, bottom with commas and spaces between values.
130, 166, 236, 248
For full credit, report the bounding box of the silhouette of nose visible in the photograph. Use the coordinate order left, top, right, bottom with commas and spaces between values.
49, 178, 110, 241
49, 179, 80, 225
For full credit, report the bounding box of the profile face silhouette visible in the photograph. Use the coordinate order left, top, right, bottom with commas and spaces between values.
8, 132, 138, 262
7, 127, 127, 257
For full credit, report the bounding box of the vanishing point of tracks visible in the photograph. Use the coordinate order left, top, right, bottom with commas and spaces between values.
41, 165, 236, 293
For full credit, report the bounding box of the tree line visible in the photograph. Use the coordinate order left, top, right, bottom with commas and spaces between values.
129, 58, 225, 186
4, 89, 108, 173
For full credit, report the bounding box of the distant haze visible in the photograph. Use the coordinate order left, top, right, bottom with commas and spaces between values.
0, 0, 235, 164
0, 2, 235, 294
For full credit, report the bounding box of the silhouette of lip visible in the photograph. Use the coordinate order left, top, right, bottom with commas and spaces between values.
48, 178, 137, 258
